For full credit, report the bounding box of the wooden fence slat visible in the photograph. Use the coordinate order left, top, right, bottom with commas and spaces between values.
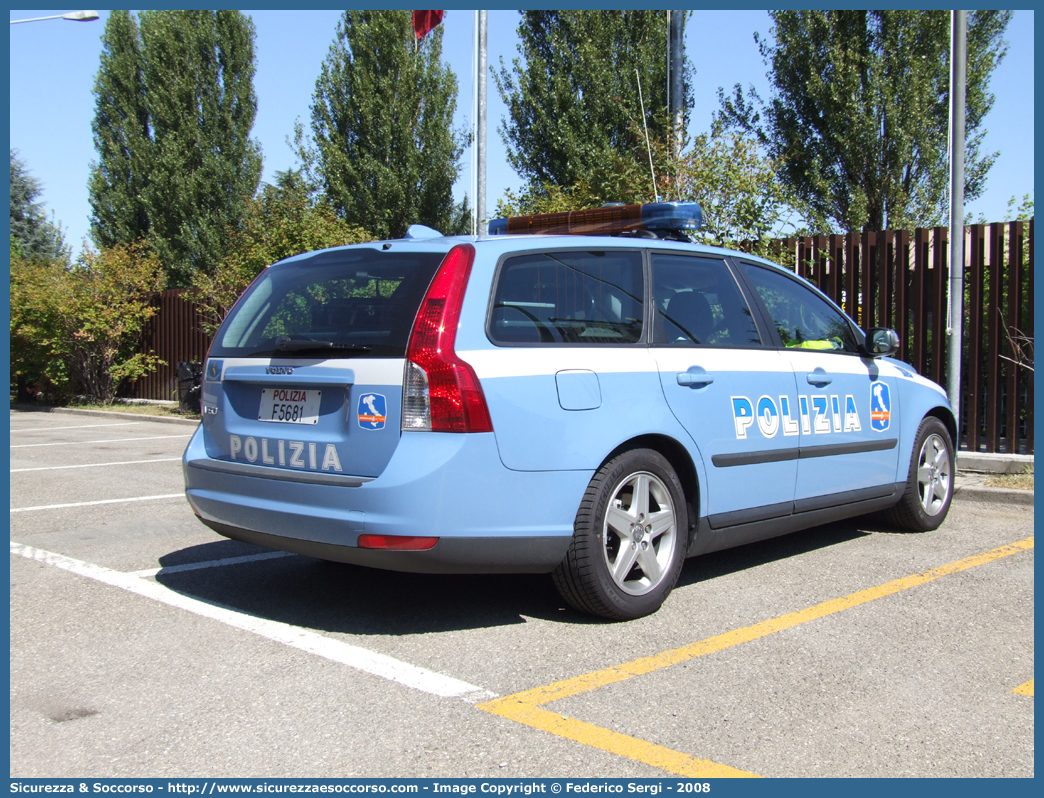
879, 231, 892, 331
986, 224, 1003, 452
966, 226, 984, 452
931, 227, 948, 385
911, 229, 926, 375
1027, 219, 1034, 455
1006, 222, 1023, 454
826, 234, 840, 306
894, 230, 908, 364
815, 235, 828, 296
860, 231, 874, 329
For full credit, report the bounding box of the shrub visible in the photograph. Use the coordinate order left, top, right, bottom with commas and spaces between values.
10, 241, 165, 404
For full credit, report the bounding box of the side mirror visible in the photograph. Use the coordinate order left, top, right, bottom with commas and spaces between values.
863, 328, 900, 358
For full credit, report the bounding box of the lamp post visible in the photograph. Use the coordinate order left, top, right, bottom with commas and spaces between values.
10, 10, 99, 24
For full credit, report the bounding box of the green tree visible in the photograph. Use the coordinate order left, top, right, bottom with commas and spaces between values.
10, 150, 69, 262
87, 10, 151, 252
494, 11, 690, 194
302, 10, 466, 240
191, 170, 373, 335
10, 242, 165, 404
88, 10, 263, 287
494, 128, 796, 255
717, 10, 1011, 233
676, 132, 799, 251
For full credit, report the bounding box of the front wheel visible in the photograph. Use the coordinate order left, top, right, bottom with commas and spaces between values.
885, 416, 955, 531
553, 449, 688, 620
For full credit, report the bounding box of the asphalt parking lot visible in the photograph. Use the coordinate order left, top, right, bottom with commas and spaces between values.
9, 408, 1034, 778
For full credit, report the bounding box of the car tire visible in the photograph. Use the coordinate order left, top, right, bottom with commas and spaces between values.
884, 416, 955, 532
552, 449, 688, 620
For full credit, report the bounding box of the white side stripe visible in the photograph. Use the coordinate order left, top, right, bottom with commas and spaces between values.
10, 422, 144, 432
131, 550, 294, 578
12, 434, 193, 448
12, 458, 182, 473
11, 542, 495, 702
11, 494, 185, 513
458, 347, 659, 379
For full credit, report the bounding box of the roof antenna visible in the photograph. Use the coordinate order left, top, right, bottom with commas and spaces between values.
635, 69, 661, 203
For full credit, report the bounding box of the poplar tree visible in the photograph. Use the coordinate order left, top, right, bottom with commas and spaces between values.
88, 10, 150, 252
717, 10, 1011, 233
10, 150, 69, 263
304, 10, 467, 240
494, 11, 690, 193
88, 10, 262, 286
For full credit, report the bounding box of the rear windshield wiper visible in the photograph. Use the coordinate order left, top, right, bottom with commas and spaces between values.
273, 335, 373, 353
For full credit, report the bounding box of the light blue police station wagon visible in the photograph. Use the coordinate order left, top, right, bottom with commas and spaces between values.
183, 202, 956, 619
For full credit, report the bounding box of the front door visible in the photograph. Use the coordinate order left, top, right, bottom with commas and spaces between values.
738, 262, 901, 509
650, 253, 800, 527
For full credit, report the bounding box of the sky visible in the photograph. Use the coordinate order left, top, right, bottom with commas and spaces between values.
7, 9, 1036, 257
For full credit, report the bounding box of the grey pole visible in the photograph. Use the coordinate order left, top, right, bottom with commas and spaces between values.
947, 11, 967, 442
477, 10, 488, 235
670, 11, 684, 162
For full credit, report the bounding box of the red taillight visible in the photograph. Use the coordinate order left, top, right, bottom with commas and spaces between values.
358, 534, 439, 551
404, 243, 493, 433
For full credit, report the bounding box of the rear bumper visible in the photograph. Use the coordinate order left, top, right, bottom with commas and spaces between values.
202, 519, 571, 574
183, 425, 588, 573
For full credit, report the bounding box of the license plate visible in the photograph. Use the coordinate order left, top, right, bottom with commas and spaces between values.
258, 388, 321, 424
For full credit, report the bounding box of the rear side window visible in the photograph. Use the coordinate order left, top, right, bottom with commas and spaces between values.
489, 250, 644, 345
209, 249, 444, 358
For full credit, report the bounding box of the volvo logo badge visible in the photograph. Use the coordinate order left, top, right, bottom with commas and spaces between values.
266, 366, 294, 375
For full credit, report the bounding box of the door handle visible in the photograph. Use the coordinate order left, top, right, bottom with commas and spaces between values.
677, 370, 714, 387
806, 368, 832, 386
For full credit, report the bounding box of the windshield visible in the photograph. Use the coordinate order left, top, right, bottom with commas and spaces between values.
209, 248, 444, 358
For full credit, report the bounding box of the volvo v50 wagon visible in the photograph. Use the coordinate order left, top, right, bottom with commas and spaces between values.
183, 202, 956, 619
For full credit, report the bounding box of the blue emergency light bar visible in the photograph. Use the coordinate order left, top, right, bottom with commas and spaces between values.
487, 201, 703, 237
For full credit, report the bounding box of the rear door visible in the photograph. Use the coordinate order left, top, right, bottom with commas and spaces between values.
200, 247, 445, 479
650, 252, 800, 525
478, 246, 659, 472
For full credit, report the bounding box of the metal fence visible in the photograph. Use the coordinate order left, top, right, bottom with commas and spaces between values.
127, 220, 1034, 454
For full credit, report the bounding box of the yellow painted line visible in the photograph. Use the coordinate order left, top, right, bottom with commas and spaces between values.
490, 701, 759, 778
1013, 679, 1034, 697
480, 536, 1033, 777
486, 537, 1035, 708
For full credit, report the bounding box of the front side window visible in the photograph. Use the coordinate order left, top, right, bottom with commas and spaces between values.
651, 254, 761, 346
489, 250, 644, 344
742, 263, 860, 353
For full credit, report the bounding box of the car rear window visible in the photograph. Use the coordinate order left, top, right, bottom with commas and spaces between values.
489, 250, 644, 345
209, 248, 444, 358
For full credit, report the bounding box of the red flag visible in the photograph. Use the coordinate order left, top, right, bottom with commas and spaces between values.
412, 10, 444, 40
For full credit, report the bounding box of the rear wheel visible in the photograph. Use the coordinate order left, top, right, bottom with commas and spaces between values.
885, 416, 954, 531
553, 449, 687, 620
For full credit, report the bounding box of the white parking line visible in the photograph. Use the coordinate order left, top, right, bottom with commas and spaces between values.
11, 494, 185, 513
131, 550, 295, 577
10, 422, 144, 433
12, 458, 182, 473
11, 542, 496, 702
11, 434, 192, 449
